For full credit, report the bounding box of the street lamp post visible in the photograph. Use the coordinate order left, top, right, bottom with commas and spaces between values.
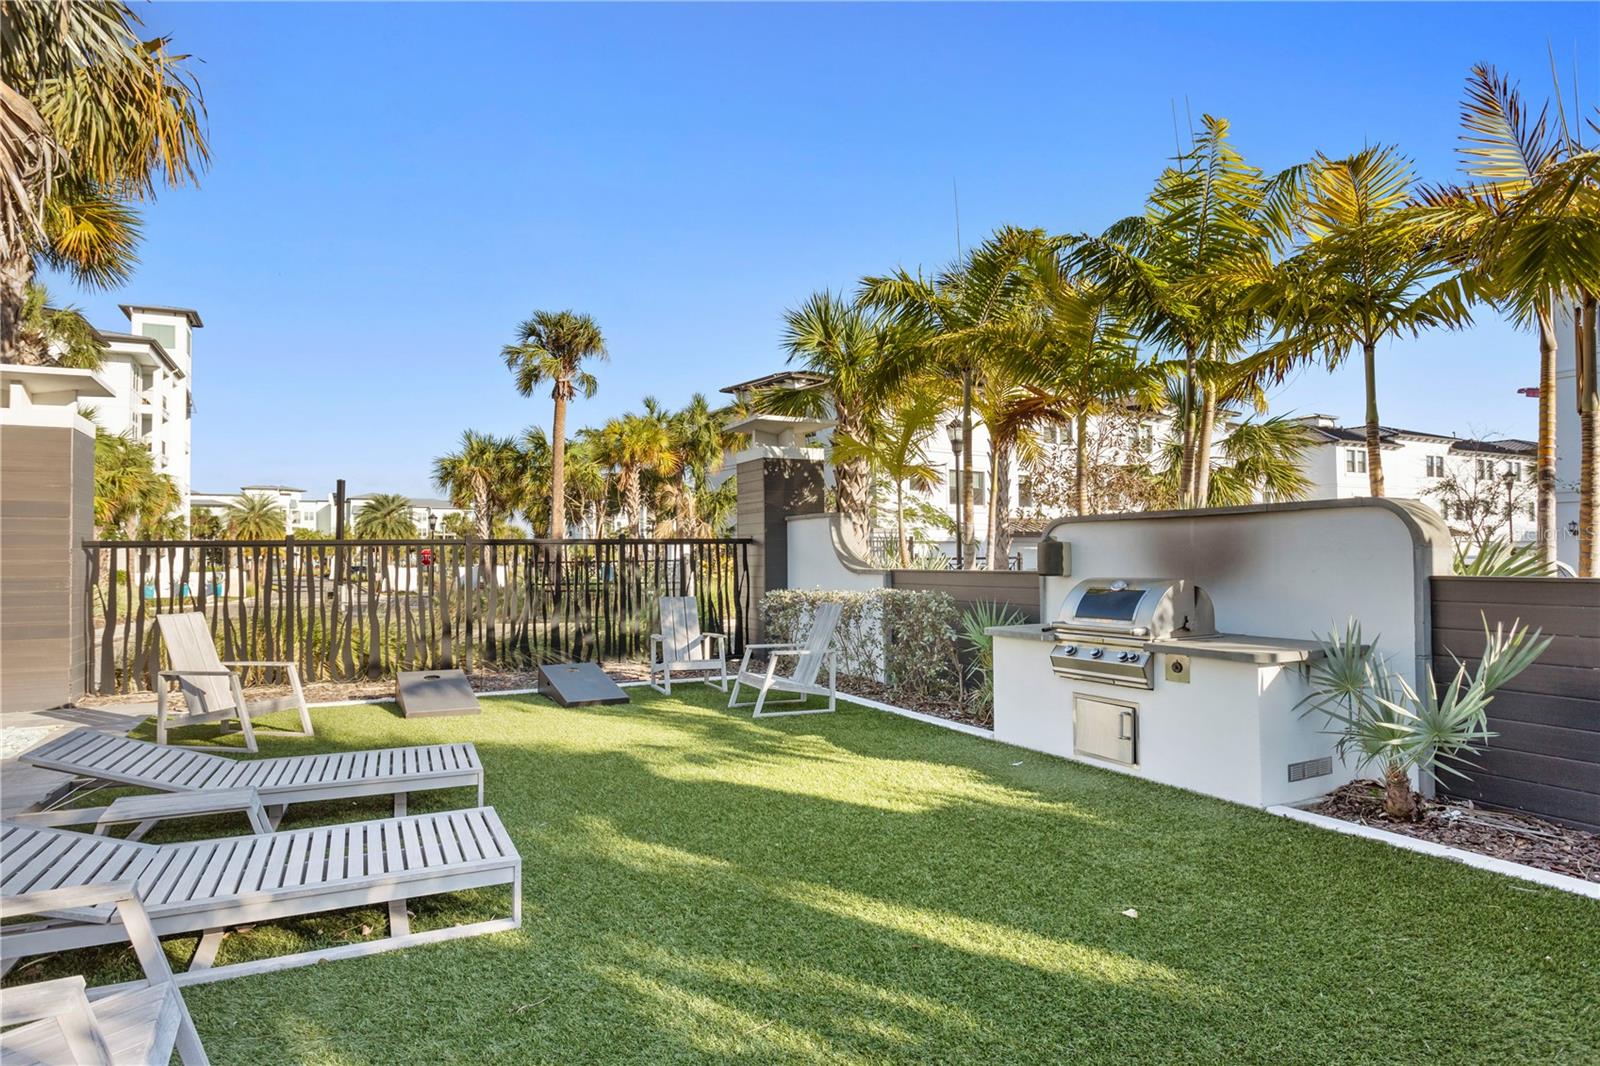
1503, 465, 1517, 544
947, 419, 965, 570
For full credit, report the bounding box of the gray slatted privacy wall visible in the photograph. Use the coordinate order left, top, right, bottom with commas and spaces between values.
1432, 577, 1600, 832
889, 569, 1043, 623
85, 537, 751, 693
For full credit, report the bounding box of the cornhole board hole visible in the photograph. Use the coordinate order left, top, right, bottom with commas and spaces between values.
395, 669, 481, 717
538, 662, 630, 707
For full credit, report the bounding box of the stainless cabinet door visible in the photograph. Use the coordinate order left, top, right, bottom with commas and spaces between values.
1073, 694, 1137, 766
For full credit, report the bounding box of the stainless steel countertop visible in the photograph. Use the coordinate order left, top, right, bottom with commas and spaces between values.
985, 624, 1324, 664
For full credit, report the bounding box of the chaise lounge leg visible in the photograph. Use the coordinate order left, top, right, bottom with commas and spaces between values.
388, 899, 410, 937
190, 929, 226, 971
394, 792, 408, 817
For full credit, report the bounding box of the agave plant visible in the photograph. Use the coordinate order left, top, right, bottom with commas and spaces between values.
1300, 619, 1549, 820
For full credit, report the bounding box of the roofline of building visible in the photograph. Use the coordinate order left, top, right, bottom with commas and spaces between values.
120, 304, 203, 328
95, 330, 180, 375
719, 370, 826, 395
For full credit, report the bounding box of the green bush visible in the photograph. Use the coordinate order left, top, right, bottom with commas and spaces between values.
761, 588, 959, 704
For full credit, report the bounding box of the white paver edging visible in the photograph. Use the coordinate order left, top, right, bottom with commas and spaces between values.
1267, 803, 1599, 900
837, 693, 996, 739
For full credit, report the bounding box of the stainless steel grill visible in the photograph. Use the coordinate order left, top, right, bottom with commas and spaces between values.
1048, 578, 1216, 689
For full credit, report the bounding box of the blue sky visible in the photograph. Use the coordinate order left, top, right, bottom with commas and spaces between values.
44, 2, 1599, 497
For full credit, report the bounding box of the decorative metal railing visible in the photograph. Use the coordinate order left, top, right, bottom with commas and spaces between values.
82, 537, 752, 693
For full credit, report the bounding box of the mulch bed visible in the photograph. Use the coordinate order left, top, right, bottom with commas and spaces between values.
834, 675, 988, 728
1313, 780, 1600, 883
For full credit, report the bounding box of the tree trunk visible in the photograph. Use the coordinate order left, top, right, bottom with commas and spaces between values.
1192, 389, 1217, 507
989, 445, 1011, 570
1579, 295, 1599, 577
1535, 305, 1558, 569
1074, 412, 1089, 515
1362, 341, 1386, 497
1382, 763, 1418, 821
960, 372, 975, 570
549, 387, 568, 540
833, 453, 874, 553
895, 482, 910, 568
627, 473, 644, 537
1176, 344, 1198, 507
0, 243, 37, 364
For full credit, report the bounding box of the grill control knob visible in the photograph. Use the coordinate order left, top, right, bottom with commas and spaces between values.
1062, 645, 1078, 656
1117, 651, 1132, 662
1089, 647, 1104, 659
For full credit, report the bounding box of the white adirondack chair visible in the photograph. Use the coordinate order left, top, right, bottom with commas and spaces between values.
649, 596, 728, 694
728, 601, 843, 717
0, 883, 208, 1065
155, 612, 313, 753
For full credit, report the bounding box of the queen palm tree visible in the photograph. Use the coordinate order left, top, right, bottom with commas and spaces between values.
353, 493, 418, 539
225, 493, 286, 540
1419, 65, 1600, 572
432, 430, 521, 541
1244, 147, 1473, 497
501, 311, 606, 539
2, 1, 208, 361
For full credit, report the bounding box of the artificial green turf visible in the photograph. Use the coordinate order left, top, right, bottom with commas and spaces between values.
10, 687, 1599, 1064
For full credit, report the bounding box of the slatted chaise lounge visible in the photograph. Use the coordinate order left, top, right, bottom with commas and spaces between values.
1, 883, 208, 1065
23, 727, 484, 827
0, 806, 522, 987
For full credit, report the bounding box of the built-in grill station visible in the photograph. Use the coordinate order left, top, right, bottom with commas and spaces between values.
1048, 578, 1215, 689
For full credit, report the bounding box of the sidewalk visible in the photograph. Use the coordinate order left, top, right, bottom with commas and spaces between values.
0, 702, 155, 818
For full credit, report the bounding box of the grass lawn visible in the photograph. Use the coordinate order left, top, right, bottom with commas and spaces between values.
11, 686, 1598, 1064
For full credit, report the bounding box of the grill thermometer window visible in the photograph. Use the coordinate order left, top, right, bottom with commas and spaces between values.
1075, 589, 1146, 622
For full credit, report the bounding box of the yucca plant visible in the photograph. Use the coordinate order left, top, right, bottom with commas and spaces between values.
1300, 619, 1549, 820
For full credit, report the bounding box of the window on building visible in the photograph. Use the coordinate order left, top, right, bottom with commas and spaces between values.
138, 322, 178, 351
1425, 455, 1444, 478
948, 470, 989, 504
1475, 458, 1491, 479
1346, 449, 1366, 473
1018, 476, 1035, 510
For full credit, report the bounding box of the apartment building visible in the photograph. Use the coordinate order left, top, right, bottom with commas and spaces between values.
83, 305, 202, 509
191, 486, 469, 536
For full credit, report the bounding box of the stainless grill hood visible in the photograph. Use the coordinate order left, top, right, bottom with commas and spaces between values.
1048, 578, 1216, 688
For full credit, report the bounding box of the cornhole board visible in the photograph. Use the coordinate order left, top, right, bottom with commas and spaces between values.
537, 662, 630, 707
395, 669, 481, 717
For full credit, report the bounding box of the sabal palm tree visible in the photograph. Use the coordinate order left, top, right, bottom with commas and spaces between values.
665, 393, 734, 536
2, 0, 208, 361
563, 434, 611, 536
1244, 146, 1473, 496
353, 493, 418, 539
860, 227, 1037, 562
432, 430, 521, 541
225, 493, 286, 540
1418, 65, 1600, 573
622, 399, 680, 536
501, 311, 606, 539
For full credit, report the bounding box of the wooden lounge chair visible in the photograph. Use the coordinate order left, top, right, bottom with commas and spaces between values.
22, 727, 485, 826
0, 804, 522, 988
728, 602, 843, 718
155, 612, 313, 753
648, 596, 728, 694
0, 883, 208, 1065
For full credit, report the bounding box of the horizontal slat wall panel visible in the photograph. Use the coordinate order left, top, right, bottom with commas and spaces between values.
888, 570, 1042, 623
1431, 576, 1599, 831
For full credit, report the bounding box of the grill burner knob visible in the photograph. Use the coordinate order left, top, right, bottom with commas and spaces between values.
1062, 645, 1078, 656
1089, 647, 1104, 659
1117, 651, 1133, 662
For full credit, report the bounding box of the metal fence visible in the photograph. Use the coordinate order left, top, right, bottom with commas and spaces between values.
83, 537, 752, 693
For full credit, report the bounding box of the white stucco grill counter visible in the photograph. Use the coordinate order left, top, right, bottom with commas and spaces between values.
986, 499, 1454, 811
990, 623, 1348, 807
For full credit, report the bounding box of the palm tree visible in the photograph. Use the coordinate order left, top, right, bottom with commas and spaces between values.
664, 393, 735, 536
432, 430, 521, 540
2, 1, 208, 361
93, 430, 180, 538
1244, 146, 1473, 497
563, 434, 611, 536
1068, 118, 1293, 507
225, 493, 286, 540
501, 311, 606, 539
15, 284, 102, 368
834, 388, 945, 567
860, 227, 1037, 563
1419, 65, 1600, 573
621, 399, 680, 536
353, 493, 418, 539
